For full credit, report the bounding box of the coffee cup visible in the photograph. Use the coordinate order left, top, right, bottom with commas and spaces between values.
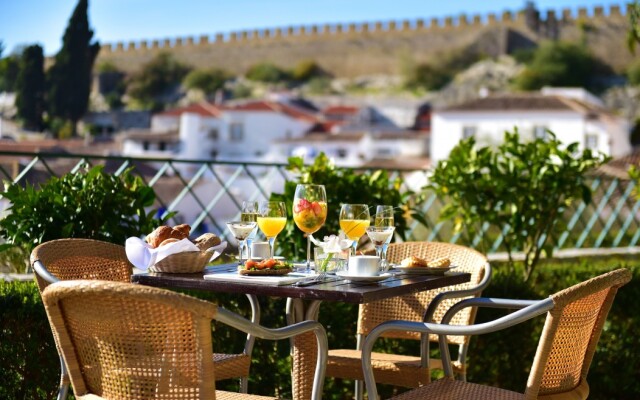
251, 242, 270, 259
347, 255, 380, 276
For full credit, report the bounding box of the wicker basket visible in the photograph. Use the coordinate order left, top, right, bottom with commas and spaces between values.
149, 251, 212, 273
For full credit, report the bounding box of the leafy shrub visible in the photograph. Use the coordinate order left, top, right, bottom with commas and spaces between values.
183, 68, 229, 95
270, 153, 423, 260
245, 62, 290, 83
0, 164, 166, 270
514, 41, 597, 90
627, 59, 640, 86
291, 60, 327, 82
127, 52, 191, 110
428, 129, 607, 280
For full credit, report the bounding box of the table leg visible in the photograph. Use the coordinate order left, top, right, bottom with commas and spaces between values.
286, 298, 323, 400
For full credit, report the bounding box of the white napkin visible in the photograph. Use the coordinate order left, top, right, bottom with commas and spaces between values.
125, 237, 227, 271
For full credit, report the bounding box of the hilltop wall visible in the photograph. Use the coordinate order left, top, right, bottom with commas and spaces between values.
95, 4, 634, 78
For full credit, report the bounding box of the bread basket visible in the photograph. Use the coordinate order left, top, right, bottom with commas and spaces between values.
149, 250, 213, 273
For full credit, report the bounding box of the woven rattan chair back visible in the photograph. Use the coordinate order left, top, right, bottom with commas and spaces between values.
524, 268, 631, 399
358, 242, 488, 344
31, 238, 133, 292
42, 280, 219, 400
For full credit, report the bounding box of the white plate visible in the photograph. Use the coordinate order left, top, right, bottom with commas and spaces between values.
391, 265, 457, 275
336, 270, 393, 283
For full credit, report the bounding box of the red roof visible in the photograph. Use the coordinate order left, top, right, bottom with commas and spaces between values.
227, 100, 319, 122
157, 103, 222, 118
323, 105, 359, 115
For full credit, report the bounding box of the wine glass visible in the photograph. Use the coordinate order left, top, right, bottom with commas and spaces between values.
374, 205, 395, 268
339, 204, 370, 255
226, 221, 257, 266
257, 201, 287, 259
293, 184, 327, 272
241, 201, 259, 260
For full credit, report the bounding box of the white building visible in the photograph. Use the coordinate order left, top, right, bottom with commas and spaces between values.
431, 89, 631, 164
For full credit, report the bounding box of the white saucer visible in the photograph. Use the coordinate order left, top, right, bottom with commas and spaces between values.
336, 270, 392, 283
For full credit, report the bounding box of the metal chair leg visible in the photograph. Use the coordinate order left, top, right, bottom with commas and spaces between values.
354, 379, 364, 400
239, 377, 249, 393
57, 356, 70, 400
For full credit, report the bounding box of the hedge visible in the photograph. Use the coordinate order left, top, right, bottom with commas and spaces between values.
1, 259, 638, 399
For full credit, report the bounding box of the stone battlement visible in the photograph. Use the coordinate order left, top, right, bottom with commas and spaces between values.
96, 3, 633, 77
100, 4, 627, 53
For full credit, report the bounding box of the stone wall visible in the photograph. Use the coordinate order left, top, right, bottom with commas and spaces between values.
95, 4, 634, 77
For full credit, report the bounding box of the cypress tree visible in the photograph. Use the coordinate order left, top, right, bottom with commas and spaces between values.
15, 45, 46, 131
47, 0, 100, 137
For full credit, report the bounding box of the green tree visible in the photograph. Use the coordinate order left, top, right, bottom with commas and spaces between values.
183, 68, 229, 95
627, 58, 640, 86
628, 0, 640, 53
127, 52, 191, 110
245, 62, 290, 83
0, 44, 20, 93
428, 129, 607, 281
15, 45, 46, 131
405, 62, 451, 91
47, 0, 100, 137
515, 41, 596, 90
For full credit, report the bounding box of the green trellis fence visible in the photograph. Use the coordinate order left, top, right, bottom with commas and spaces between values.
0, 150, 638, 255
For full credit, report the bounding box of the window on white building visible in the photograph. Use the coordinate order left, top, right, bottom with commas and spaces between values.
585, 133, 598, 150
208, 128, 219, 141
337, 148, 348, 158
462, 126, 477, 139
229, 123, 243, 142
534, 125, 548, 140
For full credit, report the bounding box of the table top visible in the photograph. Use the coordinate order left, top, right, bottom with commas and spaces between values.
131, 264, 471, 304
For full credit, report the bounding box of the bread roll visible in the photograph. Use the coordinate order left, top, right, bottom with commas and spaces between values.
173, 224, 191, 238
146, 226, 172, 248
427, 257, 451, 268
400, 256, 428, 268
194, 233, 221, 251
159, 238, 180, 247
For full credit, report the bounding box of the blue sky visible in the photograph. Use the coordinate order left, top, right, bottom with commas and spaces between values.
0, 0, 628, 56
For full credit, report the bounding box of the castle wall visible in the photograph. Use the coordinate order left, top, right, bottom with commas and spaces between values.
95, 4, 634, 78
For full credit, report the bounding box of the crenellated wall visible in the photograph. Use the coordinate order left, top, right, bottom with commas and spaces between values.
96, 3, 634, 77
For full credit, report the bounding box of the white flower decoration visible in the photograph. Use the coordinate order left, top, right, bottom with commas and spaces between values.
310, 232, 353, 252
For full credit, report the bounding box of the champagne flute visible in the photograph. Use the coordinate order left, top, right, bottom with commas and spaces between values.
241, 201, 259, 260
339, 204, 370, 255
226, 221, 257, 266
257, 201, 287, 259
293, 184, 327, 272
374, 205, 395, 268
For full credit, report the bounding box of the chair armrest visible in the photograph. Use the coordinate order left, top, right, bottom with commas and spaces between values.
423, 262, 492, 322
33, 260, 60, 284
216, 307, 328, 400
362, 297, 553, 400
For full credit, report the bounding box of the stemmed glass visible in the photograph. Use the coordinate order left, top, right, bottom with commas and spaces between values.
366, 225, 395, 271
374, 205, 395, 268
339, 204, 370, 255
257, 201, 287, 259
293, 184, 327, 272
226, 221, 258, 266
241, 201, 259, 260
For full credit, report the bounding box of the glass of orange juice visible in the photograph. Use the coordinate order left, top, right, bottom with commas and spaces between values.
339, 204, 370, 255
293, 184, 327, 271
257, 201, 287, 259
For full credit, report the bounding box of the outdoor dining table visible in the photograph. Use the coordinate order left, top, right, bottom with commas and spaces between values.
131, 263, 471, 400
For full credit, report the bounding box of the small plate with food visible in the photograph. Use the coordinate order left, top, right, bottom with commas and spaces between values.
391, 256, 457, 275
238, 259, 293, 276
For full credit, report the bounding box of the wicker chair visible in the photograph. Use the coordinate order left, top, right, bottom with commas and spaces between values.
41, 279, 328, 400
31, 238, 256, 400
362, 268, 632, 400
325, 242, 491, 397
